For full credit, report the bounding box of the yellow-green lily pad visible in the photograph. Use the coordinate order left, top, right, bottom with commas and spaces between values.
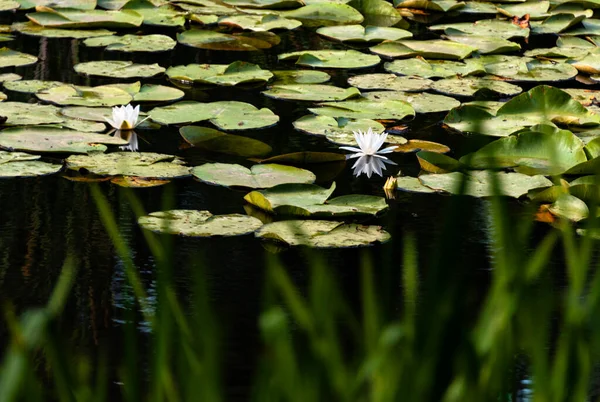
83, 34, 176, 52
192, 163, 316, 188
166, 61, 273, 85
66, 152, 191, 178
74, 60, 165, 78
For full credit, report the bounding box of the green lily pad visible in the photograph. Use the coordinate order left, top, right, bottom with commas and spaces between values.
416, 151, 462, 173
394, 139, 450, 154
496, 1, 550, 18
0, 0, 19, 10
26, 8, 143, 28
308, 99, 415, 120
132, 84, 184, 103
244, 182, 388, 216
445, 34, 521, 55
270, 70, 330, 85
361, 91, 460, 113
429, 19, 530, 39
16, 0, 94, 9
444, 86, 600, 137
139, 210, 263, 237
431, 77, 522, 97
419, 171, 553, 198
357, 0, 405, 26
0, 48, 37, 68
347, 73, 433, 92
0, 127, 127, 153
0, 73, 21, 82
36, 85, 132, 107
66, 152, 190, 178
562, 17, 600, 36
395, 175, 437, 194
281, 3, 364, 27
384, 57, 485, 78
316, 25, 412, 43
530, 13, 587, 34
262, 84, 361, 101
0, 102, 64, 125
458, 1, 498, 14
460, 128, 587, 175
192, 163, 316, 188
83, 34, 176, 52
124, 0, 186, 27
3, 80, 63, 93
166, 62, 273, 85
278, 50, 381, 69
255, 220, 391, 248
177, 29, 280, 51
257, 151, 346, 164
0, 158, 62, 177
149, 100, 279, 130
292, 115, 386, 143
218, 14, 301, 31
524, 46, 589, 59
11, 22, 115, 37
370, 39, 477, 60
570, 52, 600, 74
223, 0, 302, 8
74, 60, 165, 78
59, 106, 156, 129
482, 56, 578, 82
548, 194, 589, 222
180, 126, 272, 157
394, 0, 465, 12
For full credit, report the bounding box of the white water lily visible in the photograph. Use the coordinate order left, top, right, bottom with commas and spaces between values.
105, 104, 148, 130
339, 128, 398, 178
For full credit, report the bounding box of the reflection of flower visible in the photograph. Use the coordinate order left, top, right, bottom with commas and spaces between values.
339, 128, 397, 178
105, 104, 148, 130
113, 130, 139, 152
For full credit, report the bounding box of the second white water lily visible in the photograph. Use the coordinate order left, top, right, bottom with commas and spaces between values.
105, 104, 148, 130
339, 128, 398, 178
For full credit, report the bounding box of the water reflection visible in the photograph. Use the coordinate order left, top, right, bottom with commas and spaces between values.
113, 129, 139, 152
351, 154, 396, 178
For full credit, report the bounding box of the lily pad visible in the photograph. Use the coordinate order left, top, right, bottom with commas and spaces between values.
26, 8, 144, 28
180, 126, 272, 157
370, 39, 477, 60
278, 50, 380, 69
530, 14, 587, 34
394, 175, 437, 194
138, 210, 263, 237
59, 106, 156, 129
192, 163, 316, 188
149, 101, 279, 130
429, 19, 530, 40
292, 115, 386, 143
548, 194, 589, 222
83, 34, 176, 52
0, 102, 64, 125
262, 84, 361, 102
0, 73, 21, 82
3, 80, 63, 93
363, 91, 458, 113
177, 29, 280, 51
270, 70, 330, 85
445, 34, 521, 55
281, 3, 364, 27
255, 220, 391, 248
0, 48, 37, 68
394, 0, 465, 12
384, 57, 485, 78
0, 127, 127, 153
223, 0, 302, 8
74, 60, 165, 78
0, 0, 19, 10
66, 152, 191, 178
308, 99, 415, 120
444, 85, 600, 136
394, 139, 450, 153
460, 128, 587, 175
316, 25, 412, 43
124, 0, 186, 27
483, 56, 578, 82
132, 84, 184, 103
218, 14, 301, 31
11, 22, 115, 38
0, 159, 62, 177
416, 151, 462, 173
431, 77, 522, 97
419, 171, 553, 198
16, 0, 94, 10
347, 73, 433, 92
166, 62, 273, 85
36, 85, 132, 107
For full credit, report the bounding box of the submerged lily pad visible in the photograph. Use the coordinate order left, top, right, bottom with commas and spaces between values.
74, 60, 165, 78
83, 34, 176, 52
178, 29, 280, 51
444, 86, 600, 137
255, 220, 391, 248
166, 62, 273, 86
347, 73, 433, 92
419, 171, 553, 198
262, 84, 361, 102
180, 126, 272, 157
308, 99, 415, 120
218, 14, 301, 31
192, 163, 316, 188
149, 101, 279, 130
138, 210, 263, 237
316, 25, 411, 43
66, 152, 190, 178
0, 127, 126, 153
27, 8, 143, 28
11, 22, 115, 38
0, 48, 37, 68
384, 57, 485, 78
278, 50, 380, 69
270, 70, 330, 85
370, 39, 477, 60
431, 77, 522, 97
36, 85, 132, 107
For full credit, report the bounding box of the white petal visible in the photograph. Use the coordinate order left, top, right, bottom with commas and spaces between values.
377, 145, 398, 154
339, 146, 363, 153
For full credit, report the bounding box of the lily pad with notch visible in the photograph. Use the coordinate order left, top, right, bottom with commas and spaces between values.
0, 48, 37, 68
262, 84, 361, 102
74, 60, 165, 78
36, 84, 133, 107
270, 70, 330, 85
384, 57, 485, 78
192, 163, 316, 188
278, 50, 381, 69
166, 61, 273, 86
316, 24, 412, 43
83, 34, 176, 52
218, 14, 301, 31
281, 3, 363, 27
26, 8, 144, 28
431, 77, 522, 97
347, 73, 433, 92
177, 29, 280, 51
66, 152, 191, 178
370, 39, 477, 60
308, 99, 415, 120
362, 91, 460, 113
0, 127, 127, 153
180, 126, 272, 157
11, 22, 115, 38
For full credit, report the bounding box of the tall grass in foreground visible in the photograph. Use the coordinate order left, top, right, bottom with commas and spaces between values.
2, 174, 600, 402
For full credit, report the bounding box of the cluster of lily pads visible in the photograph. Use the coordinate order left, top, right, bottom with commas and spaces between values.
5, 0, 600, 245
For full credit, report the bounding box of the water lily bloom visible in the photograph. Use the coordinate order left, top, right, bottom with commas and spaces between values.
340, 128, 398, 178
105, 104, 148, 130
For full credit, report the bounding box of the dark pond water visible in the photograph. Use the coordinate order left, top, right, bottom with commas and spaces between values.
0, 10, 562, 400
